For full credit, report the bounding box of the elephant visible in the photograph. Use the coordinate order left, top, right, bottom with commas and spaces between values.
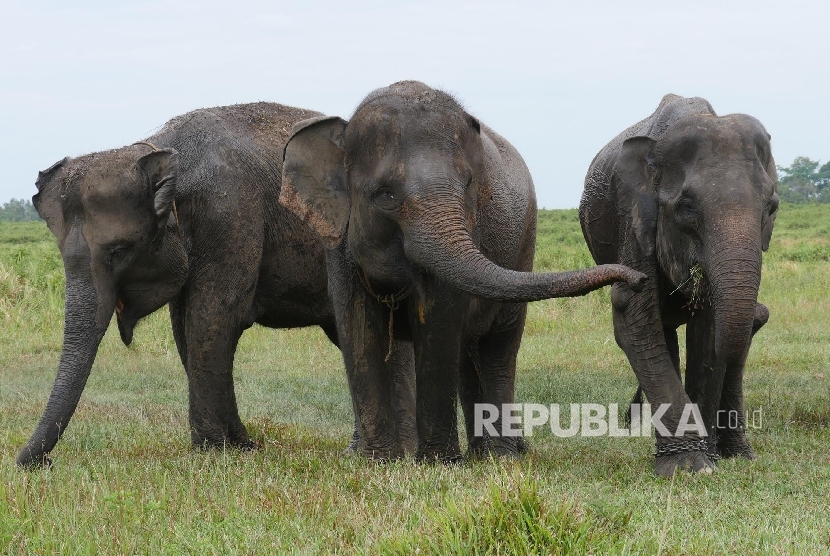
279, 80, 647, 462
18, 102, 417, 468
579, 94, 778, 476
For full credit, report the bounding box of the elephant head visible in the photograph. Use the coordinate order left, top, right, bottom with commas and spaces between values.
281, 81, 644, 302
616, 113, 778, 421
18, 145, 188, 467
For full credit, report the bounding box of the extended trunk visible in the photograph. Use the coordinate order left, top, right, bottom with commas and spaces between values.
402, 209, 642, 303
17, 273, 113, 467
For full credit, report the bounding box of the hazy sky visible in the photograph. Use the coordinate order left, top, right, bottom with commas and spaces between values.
2, 0, 827, 208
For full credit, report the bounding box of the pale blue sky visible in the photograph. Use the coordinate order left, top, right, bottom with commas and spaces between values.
1, 0, 827, 208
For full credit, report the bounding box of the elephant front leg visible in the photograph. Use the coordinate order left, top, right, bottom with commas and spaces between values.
684, 303, 723, 460
344, 339, 417, 456
715, 302, 768, 460
461, 303, 527, 458
413, 291, 464, 462
183, 297, 254, 451
330, 270, 403, 459
611, 283, 714, 477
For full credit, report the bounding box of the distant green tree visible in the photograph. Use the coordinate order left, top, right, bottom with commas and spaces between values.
0, 198, 41, 222
777, 156, 830, 203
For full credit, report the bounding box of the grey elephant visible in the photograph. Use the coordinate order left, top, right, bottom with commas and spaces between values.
579, 94, 778, 476
19, 102, 417, 468
280, 81, 647, 462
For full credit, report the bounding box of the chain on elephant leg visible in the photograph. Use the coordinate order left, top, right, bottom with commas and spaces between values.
654, 439, 715, 477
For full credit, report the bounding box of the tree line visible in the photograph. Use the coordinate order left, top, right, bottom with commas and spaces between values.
777, 156, 830, 203
0, 198, 41, 222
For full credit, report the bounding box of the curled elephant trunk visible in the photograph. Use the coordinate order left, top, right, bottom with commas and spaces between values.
401, 197, 645, 302
17, 262, 114, 468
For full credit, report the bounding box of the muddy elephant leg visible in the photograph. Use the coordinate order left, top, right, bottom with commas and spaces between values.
412, 289, 464, 462
713, 302, 768, 460
327, 254, 401, 459
345, 339, 417, 455
611, 283, 713, 476
182, 287, 255, 450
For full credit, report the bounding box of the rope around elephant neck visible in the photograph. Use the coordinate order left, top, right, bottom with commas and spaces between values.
132, 141, 182, 240
358, 268, 412, 363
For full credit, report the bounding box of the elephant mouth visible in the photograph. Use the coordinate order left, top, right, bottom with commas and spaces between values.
115, 296, 137, 346
670, 263, 709, 308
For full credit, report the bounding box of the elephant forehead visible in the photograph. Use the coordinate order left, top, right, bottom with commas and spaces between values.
663, 115, 767, 154
75, 152, 146, 208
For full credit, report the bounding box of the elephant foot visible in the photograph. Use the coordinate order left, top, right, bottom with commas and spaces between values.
191, 427, 260, 452
235, 438, 261, 452
361, 447, 404, 462
17, 451, 53, 471
192, 437, 260, 452
718, 439, 756, 460
416, 442, 462, 464
466, 435, 521, 460
654, 440, 715, 477
343, 427, 361, 455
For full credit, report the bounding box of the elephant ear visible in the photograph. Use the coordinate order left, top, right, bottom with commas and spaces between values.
761, 150, 779, 252
614, 136, 659, 258
136, 148, 179, 231
281, 116, 350, 249
761, 191, 778, 251
33, 157, 70, 233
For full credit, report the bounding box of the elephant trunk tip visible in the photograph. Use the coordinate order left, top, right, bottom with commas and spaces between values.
16, 446, 54, 470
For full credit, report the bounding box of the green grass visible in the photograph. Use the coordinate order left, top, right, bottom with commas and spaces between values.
1, 204, 829, 554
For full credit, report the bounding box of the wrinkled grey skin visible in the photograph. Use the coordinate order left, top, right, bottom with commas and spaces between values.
580, 94, 778, 477
18, 102, 416, 468
280, 81, 647, 462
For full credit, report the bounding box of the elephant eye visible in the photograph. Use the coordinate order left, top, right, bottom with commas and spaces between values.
372, 187, 402, 211
107, 243, 135, 269
675, 196, 699, 230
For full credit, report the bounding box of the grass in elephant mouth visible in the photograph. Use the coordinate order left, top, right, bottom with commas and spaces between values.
1, 206, 829, 554
672, 262, 706, 313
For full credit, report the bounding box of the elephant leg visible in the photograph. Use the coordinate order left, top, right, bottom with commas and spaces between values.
714, 303, 767, 460
469, 303, 528, 458
459, 341, 484, 455
182, 286, 255, 450
170, 293, 188, 368
389, 339, 418, 454
327, 253, 402, 460
412, 290, 464, 462
336, 340, 414, 456
664, 327, 682, 381
684, 303, 722, 459
611, 282, 714, 477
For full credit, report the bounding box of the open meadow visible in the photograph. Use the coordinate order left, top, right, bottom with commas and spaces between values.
1, 204, 828, 554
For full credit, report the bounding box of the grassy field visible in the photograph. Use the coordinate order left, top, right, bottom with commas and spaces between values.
0, 204, 828, 554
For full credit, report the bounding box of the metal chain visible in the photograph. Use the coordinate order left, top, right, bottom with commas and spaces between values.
653, 439, 709, 457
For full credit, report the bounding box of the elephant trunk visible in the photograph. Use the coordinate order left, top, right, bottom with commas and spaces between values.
706, 232, 762, 366
401, 196, 643, 302
17, 257, 114, 468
